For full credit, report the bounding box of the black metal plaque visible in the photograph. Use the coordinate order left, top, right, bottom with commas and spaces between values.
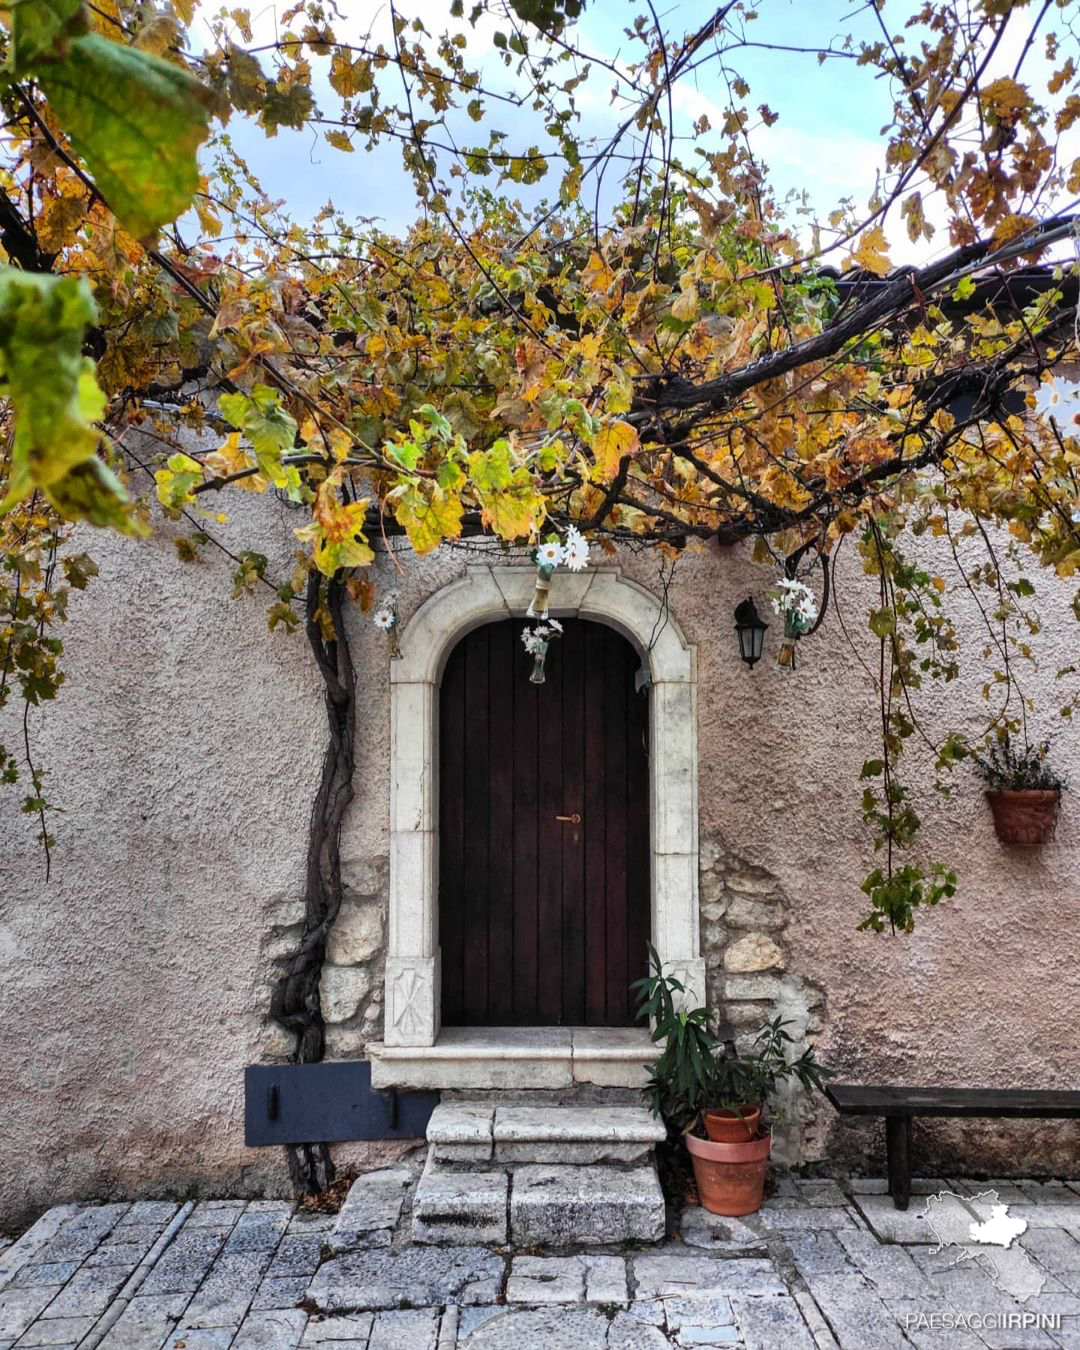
244, 1060, 438, 1146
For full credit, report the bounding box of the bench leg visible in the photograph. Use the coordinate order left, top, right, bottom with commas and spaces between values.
886, 1115, 912, 1210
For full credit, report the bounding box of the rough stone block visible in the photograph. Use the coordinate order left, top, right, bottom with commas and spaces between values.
308, 1246, 505, 1312
489, 1105, 662, 1164
510, 1164, 665, 1247
798, 1271, 906, 1350
426, 1103, 494, 1163
329, 1169, 412, 1252
412, 1163, 508, 1245
726, 897, 785, 930
724, 934, 784, 973
320, 966, 372, 1024
327, 902, 382, 967
722, 975, 781, 1001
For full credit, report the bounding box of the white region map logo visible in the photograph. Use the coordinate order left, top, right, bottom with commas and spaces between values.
921, 1190, 1045, 1302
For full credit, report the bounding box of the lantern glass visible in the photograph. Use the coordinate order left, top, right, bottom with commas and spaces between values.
734, 597, 768, 667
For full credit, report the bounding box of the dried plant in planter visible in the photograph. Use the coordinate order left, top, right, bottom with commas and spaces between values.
973, 735, 1064, 846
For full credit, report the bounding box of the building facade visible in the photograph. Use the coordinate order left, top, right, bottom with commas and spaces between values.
1, 494, 1077, 1228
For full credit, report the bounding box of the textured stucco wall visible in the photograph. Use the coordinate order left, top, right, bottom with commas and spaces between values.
2, 494, 1078, 1227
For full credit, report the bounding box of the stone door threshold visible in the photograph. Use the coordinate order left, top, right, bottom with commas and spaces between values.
366, 1027, 654, 1090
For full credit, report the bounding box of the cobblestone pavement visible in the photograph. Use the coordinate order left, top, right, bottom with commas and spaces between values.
3, 1170, 1080, 1349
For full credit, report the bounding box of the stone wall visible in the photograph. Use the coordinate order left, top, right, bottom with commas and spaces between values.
699, 838, 828, 1165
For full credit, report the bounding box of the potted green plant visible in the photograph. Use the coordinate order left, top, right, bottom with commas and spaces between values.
634, 948, 831, 1217
973, 734, 1063, 846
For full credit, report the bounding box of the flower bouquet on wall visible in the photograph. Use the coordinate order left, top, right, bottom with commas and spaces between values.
769, 578, 818, 670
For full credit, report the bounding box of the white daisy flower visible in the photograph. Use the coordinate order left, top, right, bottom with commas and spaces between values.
373, 604, 397, 631
536, 540, 564, 568
1035, 377, 1080, 428
563, 526, 590, 572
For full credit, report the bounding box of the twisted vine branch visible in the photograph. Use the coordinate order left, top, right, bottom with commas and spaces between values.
269, 569, 355, 1195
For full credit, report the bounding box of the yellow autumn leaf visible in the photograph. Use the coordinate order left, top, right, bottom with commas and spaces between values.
581, 250, 615, 294
295, 479, 373, 574
329, 49, 373, 98
325, 129, 354, 153
671, 282, 699, 322
592, 419, 640, 483
852, 225, 892, 277
204, 432, 265, 492
391, 480, 464, 554
480, 481, 546, 541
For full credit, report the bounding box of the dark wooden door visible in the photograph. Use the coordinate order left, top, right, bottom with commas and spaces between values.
439, 618, 650, 1027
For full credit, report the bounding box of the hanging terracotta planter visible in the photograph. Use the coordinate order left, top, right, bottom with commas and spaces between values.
703, 1104, 761, 1143
985, 789, 1060, 846
684, 1123, 771, 1217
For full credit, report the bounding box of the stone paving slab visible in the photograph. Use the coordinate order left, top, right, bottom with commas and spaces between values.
7, 1177, 1080, 1346
327, 1168, 413, 1253
505, 1254, 627, 1305
308, 1246, 506, 1311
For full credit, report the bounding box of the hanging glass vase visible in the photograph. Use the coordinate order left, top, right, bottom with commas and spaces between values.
777, 614, 800, 670
529, 636, 550, 684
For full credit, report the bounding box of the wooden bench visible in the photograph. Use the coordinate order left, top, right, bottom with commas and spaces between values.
826, 1084, 1080, 1210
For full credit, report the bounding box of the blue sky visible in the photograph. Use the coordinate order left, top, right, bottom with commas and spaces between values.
199, 1, 1077, 265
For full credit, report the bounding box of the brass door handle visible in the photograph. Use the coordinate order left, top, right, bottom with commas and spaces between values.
555, 813, 582, 824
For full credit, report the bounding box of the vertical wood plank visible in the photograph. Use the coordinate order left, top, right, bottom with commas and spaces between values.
486, 619, 515, 1023
512, 628, 539, 1023
462, 626, 490, 1023
536, 622, 564, 1023
603, 626, 630, 1024
582, 621, 608, 1025
559, 619, 586, 1025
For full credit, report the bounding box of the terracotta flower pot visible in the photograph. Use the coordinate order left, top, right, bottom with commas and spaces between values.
703, 1104, 761, 1143
684, 1124, 771, 1217
985, 789, 1060, 846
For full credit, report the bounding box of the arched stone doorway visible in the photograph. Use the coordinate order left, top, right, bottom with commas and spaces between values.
370, 565, 703, 1086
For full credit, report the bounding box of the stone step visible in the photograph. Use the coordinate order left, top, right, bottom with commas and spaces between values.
411, 1150, 666, 1247
428, 1102, 665, 1165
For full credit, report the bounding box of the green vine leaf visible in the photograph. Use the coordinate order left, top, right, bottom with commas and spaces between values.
8, 0, 86, 67
0, 267, 141, 531
39, 33, 214, 241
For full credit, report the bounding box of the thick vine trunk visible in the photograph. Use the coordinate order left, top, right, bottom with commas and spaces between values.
270, 571, 355, 1195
